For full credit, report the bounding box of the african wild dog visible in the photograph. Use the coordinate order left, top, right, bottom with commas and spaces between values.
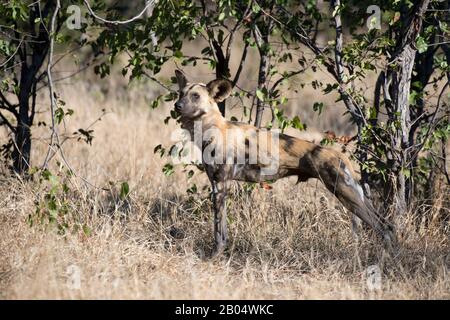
173, 70, 396, 258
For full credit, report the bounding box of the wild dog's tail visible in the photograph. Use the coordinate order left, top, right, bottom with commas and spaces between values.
313, 148, 396, 249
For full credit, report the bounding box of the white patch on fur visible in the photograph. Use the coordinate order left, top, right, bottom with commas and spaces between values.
344, 167, 365, 202
355, 184, 365, 202
343, 167, 353, 185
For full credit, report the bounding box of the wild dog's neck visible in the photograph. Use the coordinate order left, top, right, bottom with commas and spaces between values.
180, 110, 227, 136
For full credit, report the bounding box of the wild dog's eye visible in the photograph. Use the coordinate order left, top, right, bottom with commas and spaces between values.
191, 92, 200, 100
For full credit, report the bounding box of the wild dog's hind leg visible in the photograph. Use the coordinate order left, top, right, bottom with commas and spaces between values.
317, 154, 396, 251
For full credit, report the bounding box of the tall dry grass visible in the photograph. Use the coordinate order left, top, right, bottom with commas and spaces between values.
0, 69, 449, 300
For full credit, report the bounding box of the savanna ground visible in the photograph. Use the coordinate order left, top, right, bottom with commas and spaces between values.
0, 62, 449, 300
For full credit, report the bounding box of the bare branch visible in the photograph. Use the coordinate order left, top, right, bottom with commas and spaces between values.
0, 37, 24, 68
332, 1, 345, 82
442, 139, 450, 185
225, 0, 253, 61
0, 90, 15, 111
372, 71, 384, 127
29, 81, 37, 125
42, 0, 61, 169
331, 0, 361, 122
36, 61, 97, 93
253, 22, 272, 128
232, 41, 249, 86
142, 70, 175, 93
122, 50, 174, 93
408, 80, 450, 166
270, 68, 306, 93
265, 5, 338, 79
42, 109, 109, 166
0, 111, 16, 133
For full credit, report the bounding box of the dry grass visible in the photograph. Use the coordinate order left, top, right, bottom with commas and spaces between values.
0, 72, 449, 300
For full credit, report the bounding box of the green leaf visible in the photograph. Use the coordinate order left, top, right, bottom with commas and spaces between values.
162, 163, 174, 176
187, 183, 197, 194
55, 107, 64, 124
252, 3, 261, 13
255, 89, 265, 102
416, 36, 428, 54
313, 102, 324, 115
439, 21, 448, 34
401, 168, 411, 179
82, 225, 92, 236
332, 4, 342, 17
291, 116, 305, 131
323, 83, 338, 94
42, 169, 52, 180
369, 107, 378, 120
151, 95, 163, 109
120, 182, 130, 200
173, 50, 183, 59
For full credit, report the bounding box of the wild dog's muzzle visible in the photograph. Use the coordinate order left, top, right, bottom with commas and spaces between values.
174, 101, 183, 112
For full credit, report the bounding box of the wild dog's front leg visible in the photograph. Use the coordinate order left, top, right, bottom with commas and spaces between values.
210, 178, 229, 258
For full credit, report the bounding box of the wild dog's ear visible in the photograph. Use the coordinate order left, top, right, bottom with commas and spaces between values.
206, 79, 233, 102
175, 70, 188, 91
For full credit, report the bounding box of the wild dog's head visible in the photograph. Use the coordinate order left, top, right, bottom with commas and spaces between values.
174, 70, 232, 119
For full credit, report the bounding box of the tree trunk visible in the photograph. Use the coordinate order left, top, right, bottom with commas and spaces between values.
386, 0, 431, 217
12, 59, 34, 175
9, 2, 53, 175
394, 45, 415, 212
12, 113, 31, 174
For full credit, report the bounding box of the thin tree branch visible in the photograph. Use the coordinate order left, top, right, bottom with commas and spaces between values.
270, 68, 306, 93
441, 138, 450, 185
42, 109, 109, 166
0, 90, 15, 111
225, 0, 253, 62
36, 62, 97, 92
142, 70, 175, 92
331, 0, 361, 122
253, 22, 272, 128
408, 80, 450, 166
42, 0, 61, 169
232, 41, 249, 86
29, 80, 37, 125
266, 5, 338, 79
0, 111, 15, 133
0, 37, 24, 68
